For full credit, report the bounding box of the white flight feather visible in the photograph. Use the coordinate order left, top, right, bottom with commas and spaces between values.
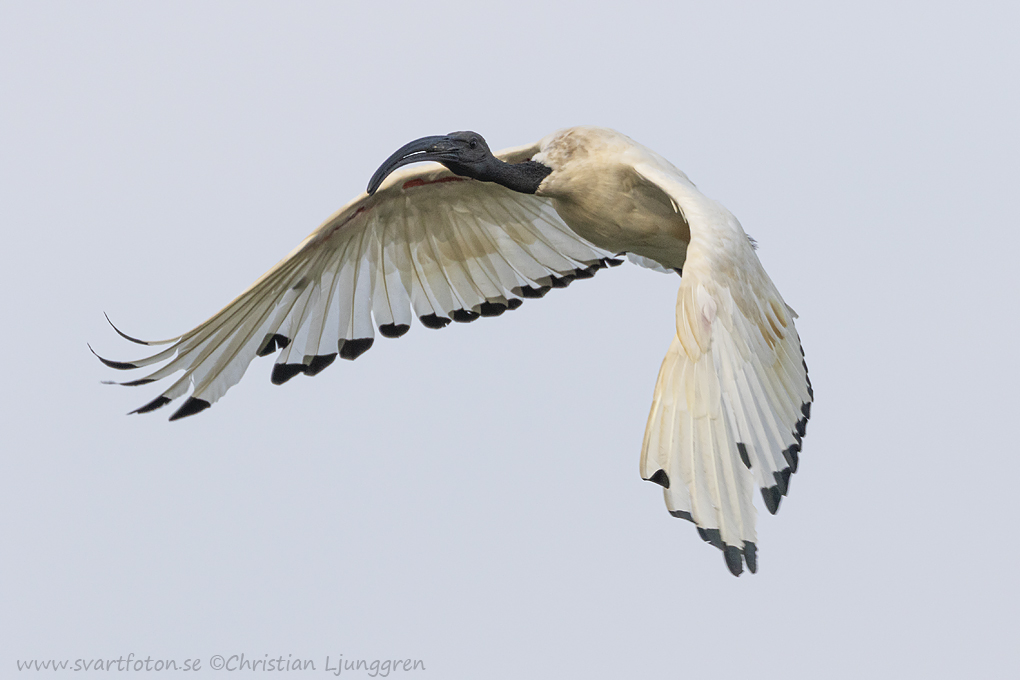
102, 145, 611, 418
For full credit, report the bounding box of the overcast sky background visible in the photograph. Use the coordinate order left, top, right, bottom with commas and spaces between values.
2, 2, 1017, 678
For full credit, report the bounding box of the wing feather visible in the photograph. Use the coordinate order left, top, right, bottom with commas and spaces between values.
635, 161, 812, 575
99, 150, 612, 418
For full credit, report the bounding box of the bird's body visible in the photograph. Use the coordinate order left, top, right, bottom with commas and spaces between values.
535, 128, 691, 268
96, 126, 812, 576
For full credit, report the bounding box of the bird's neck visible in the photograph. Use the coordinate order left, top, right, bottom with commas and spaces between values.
481, 159, 552, 194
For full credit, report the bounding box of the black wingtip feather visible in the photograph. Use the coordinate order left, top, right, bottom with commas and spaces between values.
130, 395, 171, 414
271, 363, 305, 385
647, 469, 670, 489
103, 313, 153, 346
89, 344, 138, 370
737, 442, 751, 469
102, 358, 137, 370
478, 301, 507, 317
772, 469, 789, 496
451, 309, 480, 323
506, 298, 523, 310
517, 285, 551, 299
379, 323, 410, 338
669, 510, 694, 523
762, 486, 782, 514
724, 545, 744, 576
305, 353, 337, 375
257, 333, 291, 357
697, 527, 724, 549
744, 542, 758, 573
777, 468, 792, 495
549, 274, 574, 289
339, 338, 373, 361
169, 397, 211, 421
783, 443, 800, 472
419, 314, 451, 329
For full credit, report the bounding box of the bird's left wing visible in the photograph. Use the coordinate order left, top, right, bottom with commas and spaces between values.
95, 146, 616, 420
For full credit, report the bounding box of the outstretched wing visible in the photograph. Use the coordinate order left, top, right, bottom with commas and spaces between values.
634, 162, 813, 576
95, 143, 618, 420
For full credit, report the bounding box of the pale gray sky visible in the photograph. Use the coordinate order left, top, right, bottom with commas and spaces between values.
2, 1, 1017, 678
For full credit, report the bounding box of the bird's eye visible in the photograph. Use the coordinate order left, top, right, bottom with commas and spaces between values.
469, 140, 477, 149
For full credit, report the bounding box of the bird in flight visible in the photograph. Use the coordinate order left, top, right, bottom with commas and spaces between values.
95, 126, 812, 576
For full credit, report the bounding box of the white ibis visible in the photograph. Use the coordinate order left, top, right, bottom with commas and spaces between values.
95, 126, 812, 576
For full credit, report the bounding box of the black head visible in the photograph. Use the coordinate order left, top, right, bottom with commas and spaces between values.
367, 131, 496, 195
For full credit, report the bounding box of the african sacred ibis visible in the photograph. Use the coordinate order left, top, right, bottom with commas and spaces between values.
95, 126, 813, 576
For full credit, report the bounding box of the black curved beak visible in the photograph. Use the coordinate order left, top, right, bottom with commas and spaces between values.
366, 135, 456, 195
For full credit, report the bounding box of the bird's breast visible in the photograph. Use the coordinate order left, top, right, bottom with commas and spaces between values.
540, 163, 691, 270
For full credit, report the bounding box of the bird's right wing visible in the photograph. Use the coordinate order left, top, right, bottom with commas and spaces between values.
633, 162, 813, 575
96, 147, 617, 420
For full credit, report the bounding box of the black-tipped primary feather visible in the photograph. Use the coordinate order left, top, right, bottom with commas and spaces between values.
379, 323, 410, 338
104, 312, 174, 347
130, 395, 171, 414
478, 301, 507, 317
774, 468, 792, 496
121, 378, 155, 387
89, 344, 137, 370
271, 363, 305, 385
783, 443, 800, 472
697, 527, 724, 549
724, 545, 743, 576
169, 397, 211, 421
647, 469, 670, 489
451, 309, 480, 323
762, 486, 782, 515
517, 285, 550, 298
419, 314, 451, 330
304, 353, 337, 376
549, 274, 573, 289
338, 338, 373, 361
737, 443, 751, 469
743, 542, 757, 573
669, 510, 694, 523
256, 333, 291, 357
98, 357, 137, 370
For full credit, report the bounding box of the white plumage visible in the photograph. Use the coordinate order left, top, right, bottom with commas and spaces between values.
95, 126, 812, 576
